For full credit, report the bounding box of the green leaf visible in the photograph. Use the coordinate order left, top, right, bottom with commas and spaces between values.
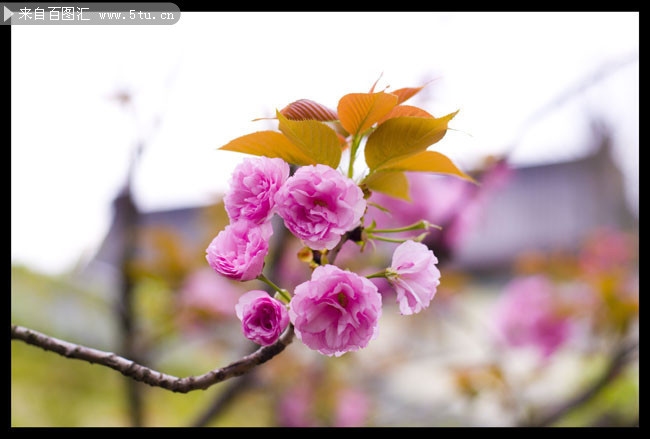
378, 150, 476, 183
364, 111, 458, 171
219, 131, 315, 166
276, 110, 342, 169
363, 171, 410, 201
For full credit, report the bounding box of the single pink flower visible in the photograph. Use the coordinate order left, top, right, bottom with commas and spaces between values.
387, 240, 441, 315
290, 265, 382, 357
274, 164, 366, 251
225, 156, 290, 225
205, 220, 272, 281
235, 290, 289, 346
493, 275, 571, 358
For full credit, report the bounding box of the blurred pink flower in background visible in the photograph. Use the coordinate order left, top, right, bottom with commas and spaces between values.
443, 159, 513, 250
366, 172, 473, 237
493, 275, 571, 358
334, 388, 370, 427
579, 227, 635, 275
277, 383, 316, 427
177, 268, 241, 329
365, 160, 513, 253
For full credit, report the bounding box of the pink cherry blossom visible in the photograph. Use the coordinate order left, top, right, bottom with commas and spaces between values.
235, 290, 289, 346
289, 265, 382, 357
274, 164, 366, 251
205, 220, 272, 281
493, 275, 571, 358
224, 156, 290, 225
387, 240, 441, 315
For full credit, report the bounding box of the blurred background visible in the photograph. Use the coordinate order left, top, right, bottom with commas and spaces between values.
11, 12, 638, 427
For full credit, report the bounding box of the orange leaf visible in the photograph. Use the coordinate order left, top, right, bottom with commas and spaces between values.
365, 111, 459, 171
279, 99, 338, 121
219, 131, 315, 166
336, 132, 349, 150
379, 150, 476, 183
328, 121, 350, 139
363, 171, 410, 201
389, 86, 425, 105
277, 110, 342, 169
376, 105, 433, 126
369, 72, 384, 93
337, 92, 398, 136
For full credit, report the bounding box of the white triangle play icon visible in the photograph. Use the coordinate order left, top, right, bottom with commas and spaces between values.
4, 6, 14, 22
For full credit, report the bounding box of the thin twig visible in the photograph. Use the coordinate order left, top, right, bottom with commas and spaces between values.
524, 341, 638, 427
11, 323, 294, 394
318, 226, 361, 266
190, 373, 256, 427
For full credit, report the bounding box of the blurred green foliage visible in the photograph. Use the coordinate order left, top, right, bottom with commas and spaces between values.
10, 264, 276, 427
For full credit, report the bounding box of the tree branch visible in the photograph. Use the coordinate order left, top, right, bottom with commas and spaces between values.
524, 341, 638, 427
11, 222, 354, 396
11, 323, 294, 394
190, 373, 256, 427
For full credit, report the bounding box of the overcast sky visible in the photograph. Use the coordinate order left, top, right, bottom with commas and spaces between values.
11, 12, 639, 274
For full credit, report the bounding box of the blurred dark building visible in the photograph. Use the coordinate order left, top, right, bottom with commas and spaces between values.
451, 129, 636, 272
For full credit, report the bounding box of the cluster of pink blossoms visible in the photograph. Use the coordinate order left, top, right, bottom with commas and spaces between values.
206, 156, 442, 356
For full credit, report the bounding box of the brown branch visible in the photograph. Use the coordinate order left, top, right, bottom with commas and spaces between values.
11, 224, 353, 397
11, 323, 294, 394
524, 341, 638, 427
314, 226, 361, 266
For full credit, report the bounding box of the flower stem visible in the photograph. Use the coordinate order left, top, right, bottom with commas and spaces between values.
257, 274, 291, 302
273, 291, 292, 305
371, 220, 442, 234
367, 234, 410, 243
366, 270, 388, 279
347, 134, 361, 179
